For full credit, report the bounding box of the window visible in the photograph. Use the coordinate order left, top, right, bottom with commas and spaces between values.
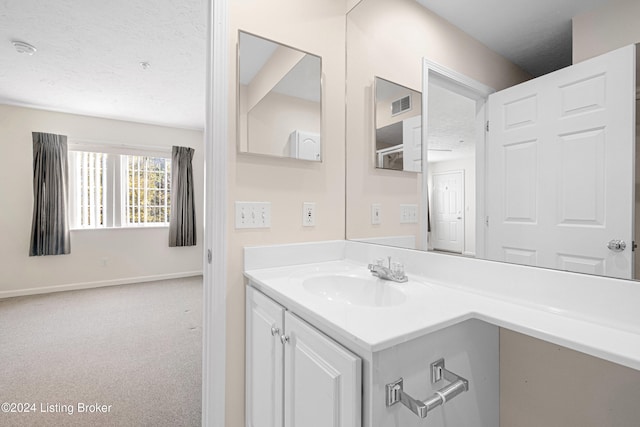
125, 155, 171, 225
69, 147, 171, 229
71, 151, 108, 227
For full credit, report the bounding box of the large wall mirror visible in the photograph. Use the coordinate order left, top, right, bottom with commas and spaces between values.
374, 77, 422, 172
237, 31, 322, 161
346, 0, 640, 282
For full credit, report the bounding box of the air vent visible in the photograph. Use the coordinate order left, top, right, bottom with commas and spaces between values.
391, 95, 412, 116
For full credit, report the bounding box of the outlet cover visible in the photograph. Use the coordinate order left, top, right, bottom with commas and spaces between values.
302, 202, 316, 227
371, 203, 382, 225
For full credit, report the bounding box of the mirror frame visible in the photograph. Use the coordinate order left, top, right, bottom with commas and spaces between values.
236, 30, 323, 162
373, 76, 423, 173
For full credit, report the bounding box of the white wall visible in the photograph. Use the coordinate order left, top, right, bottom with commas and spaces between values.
501, 329, 640, 427
572, 0, 640, 63
228, 1, 347, 425
0, 105, 204, 297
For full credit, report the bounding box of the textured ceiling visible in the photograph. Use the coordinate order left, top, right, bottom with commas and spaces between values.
0, 0, 614, 130
415, 0, 610, 77
0, 0, 206, 129
427, 83, 476, 163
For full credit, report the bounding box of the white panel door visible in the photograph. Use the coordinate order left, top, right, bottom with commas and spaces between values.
403, 115, 422, 172
486, 44, 636, 279
432, 171, 465, 253
246, 287, 285, 427
283, 312, 361, 427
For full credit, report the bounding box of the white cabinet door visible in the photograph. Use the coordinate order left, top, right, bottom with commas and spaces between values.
246, 287, 285, 427
283, 312, 361, 427
486, 44, 635, 279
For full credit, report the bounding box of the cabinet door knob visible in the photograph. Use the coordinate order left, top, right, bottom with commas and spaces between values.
280, 335, 290, 344
271, 326, 280, 336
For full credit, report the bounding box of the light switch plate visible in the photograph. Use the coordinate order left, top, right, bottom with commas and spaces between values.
235, 201, 271, 229
400, 204, 418, 224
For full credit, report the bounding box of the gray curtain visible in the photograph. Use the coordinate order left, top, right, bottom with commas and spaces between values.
29, 132, 70, 256
169, 146, 196, 247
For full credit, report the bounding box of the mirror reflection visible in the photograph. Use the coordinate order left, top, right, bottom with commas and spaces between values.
346, 0, 640, 282
426, 80, 478, 255
374, 77, 422, 172
238, 31, 322, 161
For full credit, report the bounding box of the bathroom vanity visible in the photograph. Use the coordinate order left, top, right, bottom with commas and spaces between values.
245, 263, 499, 427
244, 240, 640, 427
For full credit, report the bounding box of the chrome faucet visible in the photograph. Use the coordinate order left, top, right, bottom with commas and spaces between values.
368, 256, 408, 283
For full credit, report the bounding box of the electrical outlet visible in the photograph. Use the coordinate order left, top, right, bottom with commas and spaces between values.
400, 204, 419, 224
235, 201, 271, 229
302, 202, 316, 227
371, 203, 382, 225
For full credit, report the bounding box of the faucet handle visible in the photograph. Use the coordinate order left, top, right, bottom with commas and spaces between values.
375, 258, 385, 267
390, 261, 405, 279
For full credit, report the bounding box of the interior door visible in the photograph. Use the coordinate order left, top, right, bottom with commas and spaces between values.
283, 312, 361, 427
486, 44, 636, 279
403, 115, 422, 172
432, 171, 465, 253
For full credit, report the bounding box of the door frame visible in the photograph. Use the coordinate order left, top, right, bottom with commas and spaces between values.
421, 58, 495, 253
203, 0, 228, 426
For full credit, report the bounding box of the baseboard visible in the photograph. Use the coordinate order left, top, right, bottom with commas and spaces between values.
0, 271, 203, 299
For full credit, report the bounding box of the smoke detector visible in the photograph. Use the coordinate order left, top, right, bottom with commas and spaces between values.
12, 40, 37, 55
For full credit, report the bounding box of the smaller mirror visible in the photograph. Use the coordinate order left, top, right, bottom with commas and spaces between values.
238, 31, 322, 161
374, 77, 422, 172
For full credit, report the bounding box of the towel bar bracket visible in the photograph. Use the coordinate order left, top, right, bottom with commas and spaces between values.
385, 358, 469, 419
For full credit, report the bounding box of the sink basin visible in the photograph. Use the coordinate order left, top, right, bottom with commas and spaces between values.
303, 275, 406, 307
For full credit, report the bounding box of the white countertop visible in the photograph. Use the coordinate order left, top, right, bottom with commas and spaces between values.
245, 249, 640, 371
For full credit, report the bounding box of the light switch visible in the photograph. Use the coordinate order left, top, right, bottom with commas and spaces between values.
235, 201, 271, 229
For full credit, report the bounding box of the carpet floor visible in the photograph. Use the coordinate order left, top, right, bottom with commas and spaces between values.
0, 276, 202, 427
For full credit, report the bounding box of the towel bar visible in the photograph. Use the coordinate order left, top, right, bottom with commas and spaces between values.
385, 358, 469, 419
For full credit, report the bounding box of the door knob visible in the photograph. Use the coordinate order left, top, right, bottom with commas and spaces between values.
270, 326, 280, 336
607, 239, 626, 252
